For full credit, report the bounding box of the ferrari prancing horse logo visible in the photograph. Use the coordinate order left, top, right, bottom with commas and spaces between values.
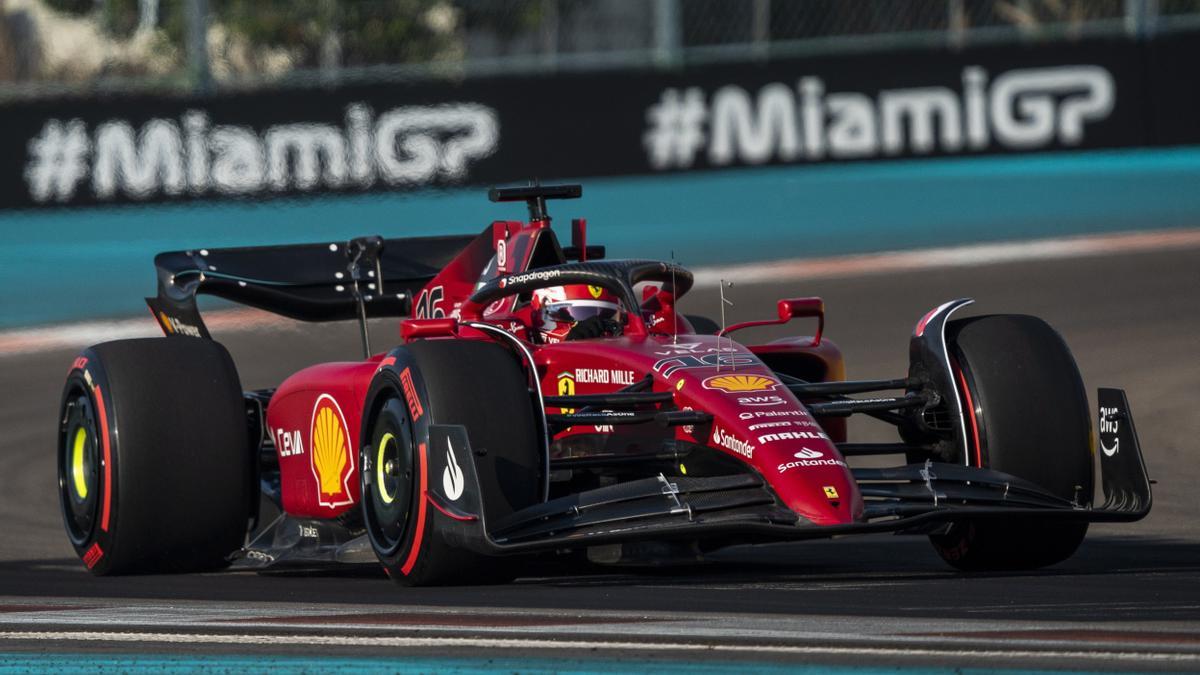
556, 372, 576, 415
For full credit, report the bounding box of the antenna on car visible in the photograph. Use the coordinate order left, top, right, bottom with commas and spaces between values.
718, 280, 734, 370
670, 250, 678, 346
345, 236, 385, 359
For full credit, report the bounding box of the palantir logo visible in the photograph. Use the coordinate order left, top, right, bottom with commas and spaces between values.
442, 437, 465, 501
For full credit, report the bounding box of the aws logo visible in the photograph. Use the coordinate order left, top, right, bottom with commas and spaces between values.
310, 394, 355, 508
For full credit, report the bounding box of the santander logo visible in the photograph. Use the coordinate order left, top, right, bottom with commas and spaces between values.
711, 425, 755, 459
777, 446, 848, 474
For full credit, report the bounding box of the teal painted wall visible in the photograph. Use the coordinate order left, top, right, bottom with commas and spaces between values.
3, 146, 1199, 328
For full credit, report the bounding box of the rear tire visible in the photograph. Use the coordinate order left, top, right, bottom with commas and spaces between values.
58, 338, 251, 574
930, 315, 1093, 571
363, 339, 541, 586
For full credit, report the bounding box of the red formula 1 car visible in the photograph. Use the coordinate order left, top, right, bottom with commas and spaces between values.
57, 184, 1152, 585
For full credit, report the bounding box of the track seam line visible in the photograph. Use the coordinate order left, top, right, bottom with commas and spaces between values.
1, 630, 1197, 663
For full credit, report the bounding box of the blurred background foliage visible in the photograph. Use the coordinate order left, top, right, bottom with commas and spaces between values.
3, 0, 1200, 95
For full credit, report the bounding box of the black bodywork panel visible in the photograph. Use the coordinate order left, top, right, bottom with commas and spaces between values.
146, 233, 475, 335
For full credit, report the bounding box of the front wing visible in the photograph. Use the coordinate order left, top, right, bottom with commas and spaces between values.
424, 388, 1150, 555
235, 388, 1150, 567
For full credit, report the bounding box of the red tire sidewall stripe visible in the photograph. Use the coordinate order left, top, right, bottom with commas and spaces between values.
952, 361, 983, 468
93, 384, 113, 532
400, 441, 428, 576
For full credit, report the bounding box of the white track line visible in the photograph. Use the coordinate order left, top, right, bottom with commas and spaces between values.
691, 227, 1200, 286
0, 307, 296, 357
3, 228, 1199, 357
0, 631, 1197, 663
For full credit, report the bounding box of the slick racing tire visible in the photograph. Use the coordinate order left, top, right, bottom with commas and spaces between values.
930, 315, 1093, 571
362, 339, 541, 586
58, 338, 252, 574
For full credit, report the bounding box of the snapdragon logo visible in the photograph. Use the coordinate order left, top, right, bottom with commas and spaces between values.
644, 65, 1114, 169
25, 103, 499, 203
498, 269, 564, 288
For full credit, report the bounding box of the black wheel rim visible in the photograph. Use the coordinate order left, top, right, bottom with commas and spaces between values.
59, 389, 100, 547
364, 405, 415, 556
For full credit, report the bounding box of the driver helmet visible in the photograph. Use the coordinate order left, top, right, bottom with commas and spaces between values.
531, 285, 622, 343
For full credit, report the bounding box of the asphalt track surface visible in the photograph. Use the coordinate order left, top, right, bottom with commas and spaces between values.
1, 245, 1198, 671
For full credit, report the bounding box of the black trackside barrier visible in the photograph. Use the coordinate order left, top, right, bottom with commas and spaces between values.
6, 31, 1200, 211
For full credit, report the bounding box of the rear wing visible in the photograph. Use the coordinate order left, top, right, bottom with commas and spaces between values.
146, 234, 475, 339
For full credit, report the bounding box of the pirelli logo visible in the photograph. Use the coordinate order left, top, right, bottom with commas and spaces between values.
83, 542, 104, 569
400, 368, 424, 421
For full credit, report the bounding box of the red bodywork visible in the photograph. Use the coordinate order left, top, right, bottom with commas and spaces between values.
266, 216, 864, 526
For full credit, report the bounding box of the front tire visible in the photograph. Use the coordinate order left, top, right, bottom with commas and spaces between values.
930, 314, 1093, 571
58, 338, 252, 574
362, 339, 541, 586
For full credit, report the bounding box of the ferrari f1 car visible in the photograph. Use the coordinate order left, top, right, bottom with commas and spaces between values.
58, 184, 1152, 584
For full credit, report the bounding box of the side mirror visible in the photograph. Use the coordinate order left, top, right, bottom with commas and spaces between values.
777, 297, 824, 345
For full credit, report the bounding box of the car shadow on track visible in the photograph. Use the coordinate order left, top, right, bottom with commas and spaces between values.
1, 535, 1197, 606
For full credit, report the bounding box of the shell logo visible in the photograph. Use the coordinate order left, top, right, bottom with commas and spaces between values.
310, 394, 355, 508
702, 374, 779, 393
